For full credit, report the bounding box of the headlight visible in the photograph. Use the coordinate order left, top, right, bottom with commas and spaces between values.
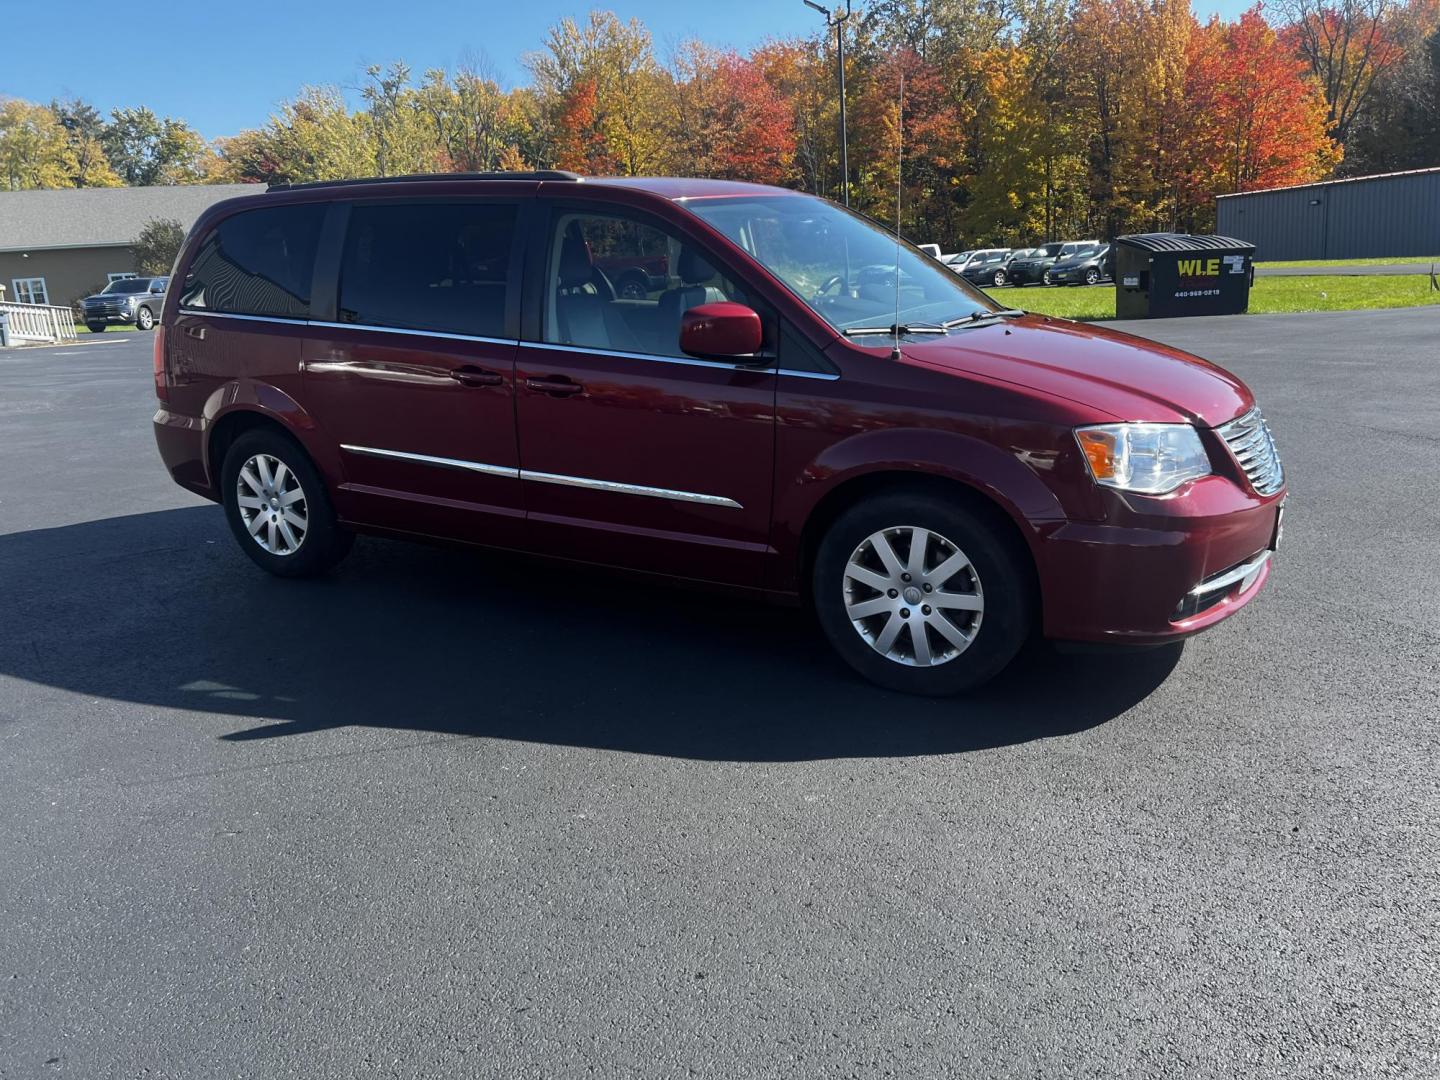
1075, 423, 1211, 494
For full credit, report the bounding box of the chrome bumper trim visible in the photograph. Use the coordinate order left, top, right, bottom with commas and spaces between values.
1190, 549, 1271, 598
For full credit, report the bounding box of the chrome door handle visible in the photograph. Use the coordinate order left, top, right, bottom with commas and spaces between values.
450, 367, 504, 387
525, 376, 583, 396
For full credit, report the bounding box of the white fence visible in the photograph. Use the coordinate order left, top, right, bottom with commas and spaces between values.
0, 301, 79, 345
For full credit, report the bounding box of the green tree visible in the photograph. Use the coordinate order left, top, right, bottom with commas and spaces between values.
102, 106, 209, 185
132, 217, 186, 275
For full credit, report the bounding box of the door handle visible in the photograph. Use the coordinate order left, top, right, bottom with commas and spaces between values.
525, 376, 584, 396
450, 366, 504, 387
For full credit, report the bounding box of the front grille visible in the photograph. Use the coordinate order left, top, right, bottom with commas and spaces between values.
1218, 407, 1284, 495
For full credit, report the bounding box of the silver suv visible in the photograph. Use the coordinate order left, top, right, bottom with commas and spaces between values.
81, 276, 168, 332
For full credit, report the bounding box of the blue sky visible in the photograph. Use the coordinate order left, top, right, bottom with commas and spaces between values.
4, 0, 1252, 140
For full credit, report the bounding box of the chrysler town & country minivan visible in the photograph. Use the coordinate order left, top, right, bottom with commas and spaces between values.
152, 172, 1285, 695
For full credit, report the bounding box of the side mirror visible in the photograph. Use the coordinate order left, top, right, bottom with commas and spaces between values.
679, 302, 764, 361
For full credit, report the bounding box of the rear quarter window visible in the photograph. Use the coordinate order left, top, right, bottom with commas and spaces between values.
179, 203, 326, 318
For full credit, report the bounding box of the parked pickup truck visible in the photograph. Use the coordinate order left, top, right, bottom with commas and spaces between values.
81, 276, 168, 332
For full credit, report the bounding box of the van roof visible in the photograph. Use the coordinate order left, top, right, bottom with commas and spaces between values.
265, 172, 801, 201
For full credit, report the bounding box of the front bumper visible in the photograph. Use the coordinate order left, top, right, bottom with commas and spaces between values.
84, 307, 135, 324
1037, 476, 1286, 644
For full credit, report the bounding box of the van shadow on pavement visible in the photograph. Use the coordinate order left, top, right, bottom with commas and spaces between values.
2, 507, 1182, 761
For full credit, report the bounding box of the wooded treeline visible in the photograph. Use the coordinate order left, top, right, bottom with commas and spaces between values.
3, 0, 1437, 245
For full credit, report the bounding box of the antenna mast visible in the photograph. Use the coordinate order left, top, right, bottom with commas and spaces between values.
892, 71, 904, 361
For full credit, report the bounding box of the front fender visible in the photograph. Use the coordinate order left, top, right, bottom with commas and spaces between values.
770, 425, 1069, 592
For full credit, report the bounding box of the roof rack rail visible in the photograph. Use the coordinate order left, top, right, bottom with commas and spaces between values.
267, 170, 583, 192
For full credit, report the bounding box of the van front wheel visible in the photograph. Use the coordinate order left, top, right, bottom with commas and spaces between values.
812, 492, 1032, 695
221, 429, 353, 578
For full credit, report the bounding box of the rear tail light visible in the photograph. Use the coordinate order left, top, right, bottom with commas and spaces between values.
153, 325, 168, 402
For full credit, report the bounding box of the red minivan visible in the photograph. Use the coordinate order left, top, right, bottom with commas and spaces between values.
152, 172, 1285, 695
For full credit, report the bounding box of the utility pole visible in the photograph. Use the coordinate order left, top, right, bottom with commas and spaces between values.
804, 0, 851, 206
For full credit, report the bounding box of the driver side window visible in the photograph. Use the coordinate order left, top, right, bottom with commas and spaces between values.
543, 211, 754, 360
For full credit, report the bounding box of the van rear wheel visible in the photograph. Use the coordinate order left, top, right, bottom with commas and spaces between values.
812, 492, 1032, 695
221, 429, 353, 578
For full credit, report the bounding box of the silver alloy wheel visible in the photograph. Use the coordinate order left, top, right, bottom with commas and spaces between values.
136, 306, 154, 330
842, 525, 984, 667
1085, 268, 1100, 285
236, 453, 308, 556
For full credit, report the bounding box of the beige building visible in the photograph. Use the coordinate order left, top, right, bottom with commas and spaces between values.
0, 184, 260, 309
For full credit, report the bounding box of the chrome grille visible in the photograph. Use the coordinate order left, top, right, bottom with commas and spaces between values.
1218, 407, 1284, 495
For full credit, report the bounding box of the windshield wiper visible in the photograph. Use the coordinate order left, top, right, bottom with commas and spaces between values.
942, 308, 1026, 328
841, 322, 949, 338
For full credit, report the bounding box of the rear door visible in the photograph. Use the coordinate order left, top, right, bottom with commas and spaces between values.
300, 197, 528, 548
513, 202, 777, 586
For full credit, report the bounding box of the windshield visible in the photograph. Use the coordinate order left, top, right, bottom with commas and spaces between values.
102, 279, 150, 294
1037, 244, 1064, 258
682, 194, 995, 337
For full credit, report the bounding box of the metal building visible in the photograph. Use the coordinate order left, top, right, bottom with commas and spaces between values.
1215, 167, 1440, 261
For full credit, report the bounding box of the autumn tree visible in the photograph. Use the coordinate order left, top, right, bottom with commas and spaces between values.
1277, 0, 1408, 146
670, 45, 796, 184
1181, 7, 1340, 224
527, 11, 671, 175
0, 99, 78, 190
49, 99, 122, 188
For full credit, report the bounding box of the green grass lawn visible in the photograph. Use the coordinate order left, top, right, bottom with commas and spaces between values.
1256, 256, 1439, 269
73, 324, 141, 334
986, 274, 1440, 321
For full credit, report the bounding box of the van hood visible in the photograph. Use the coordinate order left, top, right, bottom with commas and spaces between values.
901, 315, 1252, 427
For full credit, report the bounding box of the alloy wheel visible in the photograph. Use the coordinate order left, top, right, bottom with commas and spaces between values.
842, 525, 984, 668
136, 307, 154, 330
1085, 268, 1100, 285
235, 453, 308, 555
993, 270, 1006, 287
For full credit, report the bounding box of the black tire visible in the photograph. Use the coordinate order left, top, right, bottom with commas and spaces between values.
1084, 268, 1100, 286
221, 428, 353, 578
1042, 270, 1054, 286
992, 269, 1007, 287
811, 490, 1033, 696
135, 306, 155, 330
87, 322, 107, 333
616, 271, 648, 300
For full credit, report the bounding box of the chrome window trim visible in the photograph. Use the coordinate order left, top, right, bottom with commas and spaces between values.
308, 319, 517, 347
339, 445, 741, 509
520, 339, 773, 374
778, 368, 840, 381
177, 308, 309, 326
178, 309, 517, 346
340, 444, 520, 479
174, 309, 837, 379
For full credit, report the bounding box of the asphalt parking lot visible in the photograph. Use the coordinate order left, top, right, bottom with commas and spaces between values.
2, 308, 1437, 1078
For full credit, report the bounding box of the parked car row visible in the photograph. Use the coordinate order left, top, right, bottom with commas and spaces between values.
928, 243, 1115, 287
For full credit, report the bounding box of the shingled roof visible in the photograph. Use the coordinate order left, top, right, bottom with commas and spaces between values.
0, 184, 261, 252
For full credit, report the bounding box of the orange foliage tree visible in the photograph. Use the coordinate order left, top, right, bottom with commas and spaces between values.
1182, 7, 1341, 220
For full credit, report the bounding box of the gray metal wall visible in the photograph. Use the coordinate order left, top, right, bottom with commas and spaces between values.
1215, 168, 1440, 261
